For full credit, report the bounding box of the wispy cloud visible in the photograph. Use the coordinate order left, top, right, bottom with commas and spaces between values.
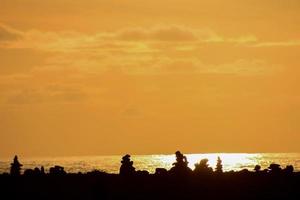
252, 40, 300, 47
0, 23, 22, 42
2, 23, 282, 77
0, 23, 260, 52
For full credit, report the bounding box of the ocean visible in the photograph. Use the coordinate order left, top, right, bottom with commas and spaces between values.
1, 153, 300, 174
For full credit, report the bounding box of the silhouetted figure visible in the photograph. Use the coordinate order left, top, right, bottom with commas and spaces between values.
215, 156, 223, 173
10, 155, 22, 176
194, 158, 213, 174
119, 154, 135, 176
49, 165, 66, 175
169, 151, 192, 176
254, 165, 261, 173
268, 163, 281, 174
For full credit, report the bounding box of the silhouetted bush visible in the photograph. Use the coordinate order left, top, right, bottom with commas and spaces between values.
215, 156, 223, 173
239, 168, 249, 175
49, 165, 66, 175
41, 166, 45, 175
155, 168, 168, 176
284, 165, 294, 174
136, 170, 149, 176
24, 166, 46, 176
194, 158, 213, 174
87, 169, 107, 176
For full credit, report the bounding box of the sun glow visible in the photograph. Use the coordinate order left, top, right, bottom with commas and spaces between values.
157, 153, 261, 171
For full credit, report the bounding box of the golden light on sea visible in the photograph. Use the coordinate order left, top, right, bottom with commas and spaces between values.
156, 153, 262, 172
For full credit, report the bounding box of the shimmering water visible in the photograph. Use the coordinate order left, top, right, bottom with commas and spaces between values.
1, 153, 300, 174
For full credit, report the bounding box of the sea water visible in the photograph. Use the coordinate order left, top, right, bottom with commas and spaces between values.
1, 153, 300, 174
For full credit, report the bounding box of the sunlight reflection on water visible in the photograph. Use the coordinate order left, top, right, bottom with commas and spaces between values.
1, 153, 299, 174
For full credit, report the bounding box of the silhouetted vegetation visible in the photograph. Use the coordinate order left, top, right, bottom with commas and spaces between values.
215, 156, 223, 173
10, 155, 22, 176
194, 158, 213, 174
284, 165, 294, 174
49, 165, 67, 175
24, 166, 45, 176
1, 153, 300, 200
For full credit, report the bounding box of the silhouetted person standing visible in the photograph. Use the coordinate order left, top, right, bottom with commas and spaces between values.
120, 154, 135, 176
10, 155, 22, 176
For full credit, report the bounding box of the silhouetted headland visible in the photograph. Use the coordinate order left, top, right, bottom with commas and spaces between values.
1, 151, 299, 200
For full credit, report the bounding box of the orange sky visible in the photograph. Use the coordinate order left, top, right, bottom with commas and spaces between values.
0, 0, 300, 157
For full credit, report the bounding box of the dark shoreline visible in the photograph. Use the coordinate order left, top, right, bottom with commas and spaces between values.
2, 153, 300, 200
1, 171, 300, 200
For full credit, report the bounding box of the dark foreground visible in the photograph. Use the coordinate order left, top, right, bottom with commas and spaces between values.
1, 172, 300, 200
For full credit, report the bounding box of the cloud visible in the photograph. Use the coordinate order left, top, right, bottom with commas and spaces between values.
1, 24, 259, 52
1, 23, 299, 58
252, 40, 300, 47
0, 23, 22, 43
6, 89, 44, 105
5, 86, 87, 105
121, 106, 143, 118
115, 26, 198, 41
0, 23, 283, 81
0, 67, 89, 106
143, 58, 277, 75
0, 53, 280, 109
228, 35, 258, 44
199, 59, 276, 75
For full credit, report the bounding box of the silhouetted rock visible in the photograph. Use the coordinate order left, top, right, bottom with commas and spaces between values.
169, 151, 192, 176
254, 165, 261, 173
268, 163, 281, 174
10, 155, 22, 176
119, 154, 135, 176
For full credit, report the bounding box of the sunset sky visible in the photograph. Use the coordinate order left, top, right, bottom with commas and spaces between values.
1, 0, 300, 157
